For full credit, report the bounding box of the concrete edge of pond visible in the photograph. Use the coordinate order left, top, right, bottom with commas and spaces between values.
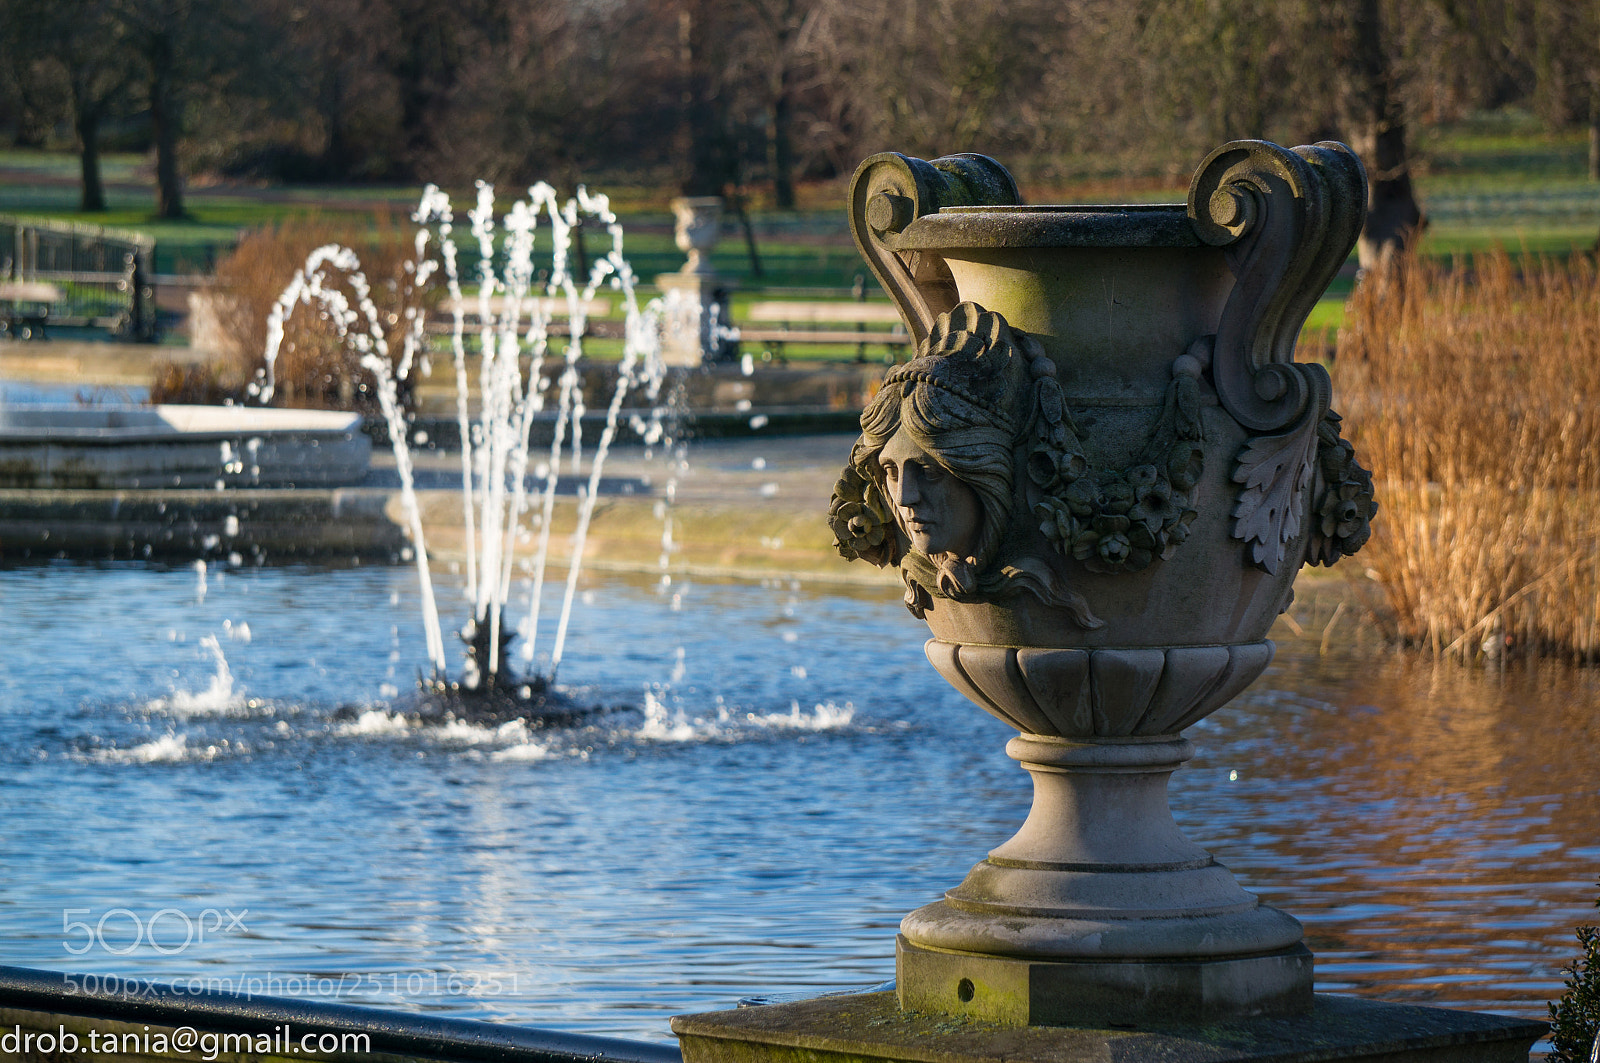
0, 404, 372, 490
370, 406, 866, 449
0, 963, 682, 1063
0, 486, 907, 589
0, 488, 409, 562
0, 483, 1360, 600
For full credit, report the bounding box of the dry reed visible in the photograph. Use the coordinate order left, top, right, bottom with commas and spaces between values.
155, 214, 436, 412
1330, 249, 1600, 662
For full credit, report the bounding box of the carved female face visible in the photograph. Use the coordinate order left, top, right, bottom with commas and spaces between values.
879, 426, 982, 560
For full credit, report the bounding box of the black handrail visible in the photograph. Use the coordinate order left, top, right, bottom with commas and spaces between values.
0, 965, 681, 1063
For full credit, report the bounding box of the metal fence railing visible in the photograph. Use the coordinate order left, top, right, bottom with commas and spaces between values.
0, 216, 157, 341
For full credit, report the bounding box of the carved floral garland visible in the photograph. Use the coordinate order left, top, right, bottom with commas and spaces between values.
1306, 409, 1377, 567
1031, 353, 1207, 574
828, 307, 1377, 598
829, 465, 896, 567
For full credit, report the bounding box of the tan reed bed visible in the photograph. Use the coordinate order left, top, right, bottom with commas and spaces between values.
1329, 249, 1600, 662
154, 214, 436, 411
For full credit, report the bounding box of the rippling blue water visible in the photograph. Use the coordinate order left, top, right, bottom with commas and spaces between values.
0, 563, 1595, 1042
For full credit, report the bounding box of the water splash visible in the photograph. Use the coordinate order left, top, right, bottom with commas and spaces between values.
98, 734, 245, 764
146, 635, 245, 717
335, 709, 415, 738
332, 707, 552, 760
636, 692, 855, 743
101, 734, 196, 764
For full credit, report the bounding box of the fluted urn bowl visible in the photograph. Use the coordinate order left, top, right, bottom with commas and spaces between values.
908, 206, 1287, 736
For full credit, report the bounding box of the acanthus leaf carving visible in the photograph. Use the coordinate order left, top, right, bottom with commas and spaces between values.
1229, 370, 1327, 574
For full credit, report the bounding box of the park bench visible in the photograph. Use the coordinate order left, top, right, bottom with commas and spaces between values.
0, 281, 63, 340
426, 295, 615, 339
737, 300, 910, 362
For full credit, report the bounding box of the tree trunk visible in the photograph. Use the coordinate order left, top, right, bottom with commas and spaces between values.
1348, 0, 1422, 268
678, 0, 721, 196
394, 15, 441, 166
149, 59, 185, 219
322, 65, 350, 179
1589, 79, 1600, 182
75, 104, 106, 213
769, 72, 795, 209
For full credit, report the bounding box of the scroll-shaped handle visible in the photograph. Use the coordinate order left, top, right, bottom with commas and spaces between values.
1187, 140, 1365, 434
1189, 140, 1367, 575
848, 152, 1020, 347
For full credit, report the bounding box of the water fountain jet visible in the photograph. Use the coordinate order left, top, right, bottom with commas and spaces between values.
264, 182, 674, 726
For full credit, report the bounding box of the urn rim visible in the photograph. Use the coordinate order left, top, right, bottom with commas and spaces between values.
892, 204, 1204, 251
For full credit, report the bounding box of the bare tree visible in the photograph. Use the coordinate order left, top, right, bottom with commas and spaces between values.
110, 0, 259, 218
808, 0, 1069, 176
1127, 0, 1429, 263
1130, 0, 1306, 154
0, 4, 72, 152
35, 0, 135, 210
1337, 0, 1426, 264
418, 0, 676, 187
1515, 0, 1600, 179
719, 0, 825, 207
277, 0, 405, 179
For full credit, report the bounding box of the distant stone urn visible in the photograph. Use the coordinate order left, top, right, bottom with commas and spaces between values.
830, 141, 1376, 1025
672, 196, 722, 276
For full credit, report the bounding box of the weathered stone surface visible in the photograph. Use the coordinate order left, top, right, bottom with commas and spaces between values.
673, 991, 1546, 1063
886, 733, 1311, 1020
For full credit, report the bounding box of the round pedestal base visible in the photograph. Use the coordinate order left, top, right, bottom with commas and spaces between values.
897, 935, 1313, 1026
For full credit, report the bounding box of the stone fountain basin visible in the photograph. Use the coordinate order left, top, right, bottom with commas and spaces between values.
0, 404, 370, 489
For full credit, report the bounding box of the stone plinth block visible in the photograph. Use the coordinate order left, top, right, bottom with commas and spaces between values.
672, 991, 1545, 1063
656, 272, 735, 366
896, 936, 1311, 1027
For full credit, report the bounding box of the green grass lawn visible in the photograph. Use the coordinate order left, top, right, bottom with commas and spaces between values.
4, 111, 1598, 343
1411, 112, 1600, 254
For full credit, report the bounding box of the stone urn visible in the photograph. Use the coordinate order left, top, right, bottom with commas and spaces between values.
658, 196, 733, 364
829, 140, 1377, 1025
672, 196, 723, 276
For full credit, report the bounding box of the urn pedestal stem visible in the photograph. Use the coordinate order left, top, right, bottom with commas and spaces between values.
896, 733, 1312, 1025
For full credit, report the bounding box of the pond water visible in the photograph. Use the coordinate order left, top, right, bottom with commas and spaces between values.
0, 562, 1595, 1044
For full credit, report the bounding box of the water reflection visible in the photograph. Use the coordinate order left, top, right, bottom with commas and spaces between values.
0, 565, 1592, 1041
1191, 578, 1600, 1019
